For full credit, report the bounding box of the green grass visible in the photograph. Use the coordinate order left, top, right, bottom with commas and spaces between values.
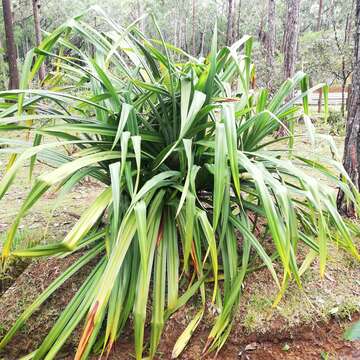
239, 240, 360, 334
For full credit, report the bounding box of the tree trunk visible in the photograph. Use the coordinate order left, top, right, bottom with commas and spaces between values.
32, 0, 45, 82
275, 0, 300, 137
0, 36, 3, 65
266, 0, 276, 68
174, 16, 178, 48
236, 0, 242, 40
2, 0, 19, 89
347, 85, 352, 111
341, 81, 346, 117
231, 0, 237, 43
283, 0, 300, 80
192, 0, 196, 55
317, 88, 322, 113
184, 17, 188, 52
0, 36, 5, 88
317, 0, 323, 31
337, 0, 360, 216
199, 31, 205, 57
226, 0, 234, 45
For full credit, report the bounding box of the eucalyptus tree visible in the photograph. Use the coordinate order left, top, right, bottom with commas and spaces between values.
337, 0, 360, 216
266, 0, 276, 68
283, 0, 300, 81
1, 0, 19, 89
31, 0, 45, 81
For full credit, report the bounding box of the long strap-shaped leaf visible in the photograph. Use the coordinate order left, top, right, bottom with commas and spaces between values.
213, 123, 227, 229
223, 104, 241, 199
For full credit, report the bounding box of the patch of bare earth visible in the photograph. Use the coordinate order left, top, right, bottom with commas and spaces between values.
102, 313, 360, 360
0, 253, 97, 359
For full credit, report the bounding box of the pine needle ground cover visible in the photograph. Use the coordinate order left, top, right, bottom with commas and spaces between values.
0, 7, 359, 359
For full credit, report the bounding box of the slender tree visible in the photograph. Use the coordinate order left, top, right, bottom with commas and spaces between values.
2, 0, 19, 89
316, 0, 324, 113
226, 0, 235, 45
274, 0, 300, 136
0, 36, 3, 64
332, 1, 355, 116
317, 0, 323, 31
266, 0, 276, 68
175, 7, 180, 49
32, 0, 45, 82
0, 36, 5, 88
192, 0, 196, 55
236, 0, 242, 40
199, 30, 205, 57
337, 0, 360, 216
231, 0, 238, 41
184, 16, 188, 52
283, 0, 300, 80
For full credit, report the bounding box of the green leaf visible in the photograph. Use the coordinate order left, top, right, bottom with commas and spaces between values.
223, 104, 241, 199
213, 123, 227, 229
344, 321, 360, 341
198, 210, 218, 303
172, 309, 204, 358
112, 104, 133, 149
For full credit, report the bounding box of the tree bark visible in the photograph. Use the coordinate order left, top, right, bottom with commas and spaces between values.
226, 0, 234, 45
283, 0, 300, 80
337, 0, 360, 216
174, 16, 178, 48
275, 0, 300, 137
317, 88, 322, 113
317, 0, 323, 31
231, 0, 237, 42
184, 17, 188, 52
0, 36, 5, 88
199, 31, 205, 57
192, 0, 196, 55
2, 0, 19, 89
266, 0, 276, 68
32, 0, 45, 82
236, 0, 242, 40
341, 80, 346, 117
0, 36, 3, 65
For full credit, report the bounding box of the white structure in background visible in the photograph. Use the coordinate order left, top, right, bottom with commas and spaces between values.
295, 87, 349, 108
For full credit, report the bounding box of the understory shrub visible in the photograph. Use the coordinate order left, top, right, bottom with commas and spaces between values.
328, 110, 346, 135
0, 7, 359, 359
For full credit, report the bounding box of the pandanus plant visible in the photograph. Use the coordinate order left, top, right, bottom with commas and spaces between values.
0, 7, 359, 359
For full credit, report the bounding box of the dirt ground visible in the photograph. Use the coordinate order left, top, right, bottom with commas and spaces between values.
164, 315, 360, 359
104, 311, 360, 359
